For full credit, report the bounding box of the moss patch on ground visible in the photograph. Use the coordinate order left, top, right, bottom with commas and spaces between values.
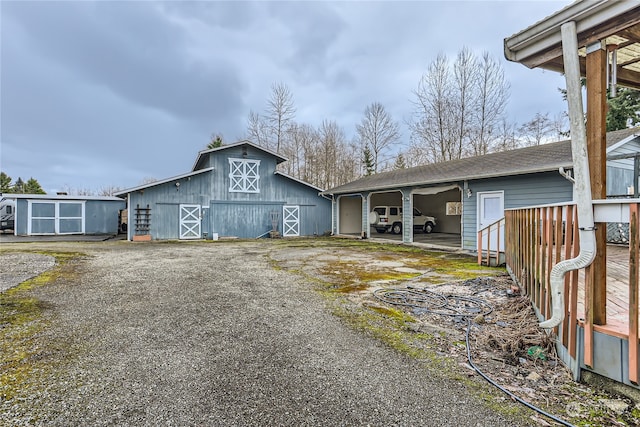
0, 251, 83, 402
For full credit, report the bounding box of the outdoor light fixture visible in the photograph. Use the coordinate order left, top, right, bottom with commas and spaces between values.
467, 188, 472, 198
175, 182, 180, 190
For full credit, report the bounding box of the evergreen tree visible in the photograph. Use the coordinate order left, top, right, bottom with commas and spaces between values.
362, 145, 375, 176
207, 134, 224, 149
24, 177, 46, 194
13, 177, 25, 194
0, 172, 11, 193
607, 87, 640, 131
393, 153, 407, 170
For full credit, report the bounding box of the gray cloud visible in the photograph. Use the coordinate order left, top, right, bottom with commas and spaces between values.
1, 0, 571, 193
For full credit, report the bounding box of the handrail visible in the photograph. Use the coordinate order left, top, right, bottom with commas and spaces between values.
477, 217, 505, 266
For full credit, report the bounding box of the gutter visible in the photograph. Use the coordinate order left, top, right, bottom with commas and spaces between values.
540, 21, 596, 329
504, 0, 638, 67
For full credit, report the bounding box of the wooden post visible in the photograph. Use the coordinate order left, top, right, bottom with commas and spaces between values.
585, 42, 607, 326
629, 203, 639, 384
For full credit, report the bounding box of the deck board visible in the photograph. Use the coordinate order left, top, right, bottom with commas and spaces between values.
575, 244, 633, 336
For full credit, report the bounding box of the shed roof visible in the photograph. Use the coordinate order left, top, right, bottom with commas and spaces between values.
192, 140, 287, 171
322, 128, 639, 196
3, 194, 124, 201
504, 0, 640, 90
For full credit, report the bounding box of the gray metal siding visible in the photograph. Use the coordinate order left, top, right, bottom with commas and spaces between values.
128, 171, 212, 240
462, 172, 574, 251
210, 201, 282, 238
85, 200, 126, 234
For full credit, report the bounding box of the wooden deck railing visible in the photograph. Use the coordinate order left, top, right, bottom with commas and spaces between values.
504, 200, 640, 384
477, 217, 505, 266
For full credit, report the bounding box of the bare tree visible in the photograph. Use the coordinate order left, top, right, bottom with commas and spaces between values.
355, 102, 400, 173
410, 49, 511, 161
246, 109, 269, 148
452, 47, 477, 158
550, 112, 569, 141
518, 112, 553, 146
472, 52, 510, 155
266, 82, 296, 153
98, 185, 123, 196
493, 118, 519, 152
410, 53, 456, 163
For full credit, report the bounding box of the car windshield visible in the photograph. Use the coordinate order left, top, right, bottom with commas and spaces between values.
413, 208, 422, 216
373, 207, 385, 215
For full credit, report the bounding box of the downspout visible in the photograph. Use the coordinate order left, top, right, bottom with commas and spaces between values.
539, 21, 597, 329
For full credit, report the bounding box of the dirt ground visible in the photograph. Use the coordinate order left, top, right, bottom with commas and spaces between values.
1, 238, 639, 426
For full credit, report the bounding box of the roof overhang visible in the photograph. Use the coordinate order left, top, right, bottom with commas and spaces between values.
114, 167, 215, 196
504, 0, 640, 90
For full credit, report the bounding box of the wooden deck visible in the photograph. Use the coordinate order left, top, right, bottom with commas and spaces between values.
576, 244, 635, 338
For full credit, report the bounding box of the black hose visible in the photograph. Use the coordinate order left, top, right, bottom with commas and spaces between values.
465, 320, 575, 427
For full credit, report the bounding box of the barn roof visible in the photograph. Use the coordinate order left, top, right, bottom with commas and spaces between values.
322, 128, 639, 196
504, 0, 640, 90
113, 167, 215, 196
192, 140, 287, 171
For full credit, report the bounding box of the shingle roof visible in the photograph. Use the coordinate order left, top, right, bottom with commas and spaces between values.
322, 128, 639, 195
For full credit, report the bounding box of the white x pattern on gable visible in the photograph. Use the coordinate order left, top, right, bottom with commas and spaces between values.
228, 158, 260, 193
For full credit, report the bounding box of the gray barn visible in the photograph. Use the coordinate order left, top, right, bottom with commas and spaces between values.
9, 194, 125, 236
115, 141, 332, 241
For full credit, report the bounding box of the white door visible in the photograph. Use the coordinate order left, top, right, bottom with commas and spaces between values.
478, 191, 504, 251
180, 204, 201, 239
283, 205, 300, 237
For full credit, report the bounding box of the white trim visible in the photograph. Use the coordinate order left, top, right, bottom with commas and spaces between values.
477, 191, 505, 231
504, 0, 636, 65
228, 158, 261, 193
27, 199, 86, 235
282, 205, 300, 237
192, 140, 287, 171
607, 132, 640, 153
179, 204, 201, 240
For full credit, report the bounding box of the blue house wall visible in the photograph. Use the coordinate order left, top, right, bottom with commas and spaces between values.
461, 172, 574, 251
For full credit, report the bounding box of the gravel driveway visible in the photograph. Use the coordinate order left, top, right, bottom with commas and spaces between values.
1, 241, 525, 426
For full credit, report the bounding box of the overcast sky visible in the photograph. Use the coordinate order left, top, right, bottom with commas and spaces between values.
1, 0, 572, 194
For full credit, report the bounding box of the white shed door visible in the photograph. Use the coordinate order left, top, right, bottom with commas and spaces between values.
477, 191, 504, 251
283, 205, 300, 237
180, 204, 201, 239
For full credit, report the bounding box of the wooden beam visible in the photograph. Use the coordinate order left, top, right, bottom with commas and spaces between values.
629, 203, 639, 384
585, 44, 608, 327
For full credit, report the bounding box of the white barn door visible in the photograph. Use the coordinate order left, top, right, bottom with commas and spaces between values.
180, 204, 201, 239
283, 205, 300, 237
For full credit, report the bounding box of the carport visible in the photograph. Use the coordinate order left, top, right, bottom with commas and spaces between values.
329, 183, 463, 248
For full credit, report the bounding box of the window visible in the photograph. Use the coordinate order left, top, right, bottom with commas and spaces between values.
229, 158, 260, 193
390, 207, 399, 216
6, 205, 11, 214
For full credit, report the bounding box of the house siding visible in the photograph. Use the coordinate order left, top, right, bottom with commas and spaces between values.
461, 172, 574, 250
607, 138, 640, 196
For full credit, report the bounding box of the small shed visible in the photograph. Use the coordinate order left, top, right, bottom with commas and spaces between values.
9, 194, 125, 236
115, 141, 332, 241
